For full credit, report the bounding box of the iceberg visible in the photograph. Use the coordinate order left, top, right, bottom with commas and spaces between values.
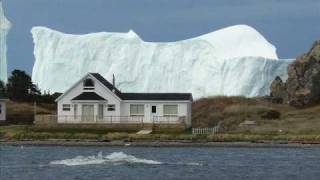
31, 25, 293, 98
0, 1, 11, 83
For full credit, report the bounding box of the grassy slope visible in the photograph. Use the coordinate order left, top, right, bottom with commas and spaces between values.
6, 101, 56, 124
1, 97, 320, 142
192, 96, 320, 135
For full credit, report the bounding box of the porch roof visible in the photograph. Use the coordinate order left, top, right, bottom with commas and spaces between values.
72, 92, 106, 101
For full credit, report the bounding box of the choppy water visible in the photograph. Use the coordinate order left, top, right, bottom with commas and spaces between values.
1, 145, 320, 180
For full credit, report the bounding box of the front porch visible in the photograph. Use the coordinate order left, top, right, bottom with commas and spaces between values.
56, 115, 185, 124
34, 115, 187, 131
36, 114, 186, 125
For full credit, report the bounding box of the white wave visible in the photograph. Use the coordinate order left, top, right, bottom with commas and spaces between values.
50, 152, 162, 166
50, 152, 202, 167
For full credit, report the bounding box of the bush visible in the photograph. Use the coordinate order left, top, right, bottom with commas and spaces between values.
223, 105, 272, 115
103, 133, 128, 141
261, 110, 281, 120
128, 134, 154, 141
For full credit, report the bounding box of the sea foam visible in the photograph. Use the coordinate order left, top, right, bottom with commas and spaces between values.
50, 152, 201, 166
50, 152, 162, 166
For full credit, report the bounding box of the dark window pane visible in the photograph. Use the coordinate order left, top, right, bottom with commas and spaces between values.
83, 79, 94, 87
152, 106, 156, 113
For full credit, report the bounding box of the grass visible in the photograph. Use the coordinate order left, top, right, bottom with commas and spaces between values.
2, 125, 320, 143
192, 96, 320, 135
3, 96, 320, 143
6, 101, 56, 124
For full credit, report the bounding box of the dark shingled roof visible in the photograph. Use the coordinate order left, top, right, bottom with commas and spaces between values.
72, 92, 106, 101
88, 73, 193, 101
121, 93, 192, 101
90, 73, 123, 98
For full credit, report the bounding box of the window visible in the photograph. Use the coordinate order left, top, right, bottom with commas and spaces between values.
62, 104, 71, 111
83, 79, 94, 90
107, 104, 115, 111
151, 106, 157, 113
163, 105, 178, 116
98, 104, 104, 119
0, 104, 2, 114
130, 104, 144, 116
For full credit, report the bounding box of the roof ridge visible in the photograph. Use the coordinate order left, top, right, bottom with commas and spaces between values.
89, 73, 123, 98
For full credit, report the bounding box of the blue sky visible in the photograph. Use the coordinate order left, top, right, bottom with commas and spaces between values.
3, 0, 320, 74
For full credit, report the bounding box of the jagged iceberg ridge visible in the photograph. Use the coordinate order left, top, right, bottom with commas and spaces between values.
31, 25, 292, 98
0, 1, 11, 83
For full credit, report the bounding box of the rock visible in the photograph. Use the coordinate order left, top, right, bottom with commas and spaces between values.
270, 41, 320, 107
270, 76, 286, 103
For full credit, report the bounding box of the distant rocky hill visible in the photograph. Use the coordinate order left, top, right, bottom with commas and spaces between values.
271, 41, 320, 107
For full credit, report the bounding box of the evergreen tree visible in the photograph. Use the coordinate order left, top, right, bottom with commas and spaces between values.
7, 70, 40, 101
0, 81, 6, 97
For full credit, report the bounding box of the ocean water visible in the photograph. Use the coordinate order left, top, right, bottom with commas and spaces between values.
1, 145, 320, 180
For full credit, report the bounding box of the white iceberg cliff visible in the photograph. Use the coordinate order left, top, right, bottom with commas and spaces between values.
31, 25, 292, 98
0, 1, 11, 83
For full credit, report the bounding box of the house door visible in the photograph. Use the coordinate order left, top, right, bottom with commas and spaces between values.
82, 104, 94, 122
151, 105, 157, 123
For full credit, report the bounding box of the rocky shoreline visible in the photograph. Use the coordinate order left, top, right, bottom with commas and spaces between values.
1, 139, 320, 148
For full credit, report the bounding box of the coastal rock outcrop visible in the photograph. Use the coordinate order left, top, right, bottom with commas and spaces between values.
270, 41, 320, 107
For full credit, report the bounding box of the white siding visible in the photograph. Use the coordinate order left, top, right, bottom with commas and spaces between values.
57, 74, 121, 122
121, 101, 191, 125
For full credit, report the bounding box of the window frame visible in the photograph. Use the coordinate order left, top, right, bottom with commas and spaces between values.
151, 105, 157, 113
62, 104, 71, 111
107, 104, 115, 111
130, 104, 144, 116
83, 78, 95, 90
163, 104, 178, 116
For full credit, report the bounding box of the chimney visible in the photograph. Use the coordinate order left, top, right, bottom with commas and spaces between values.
112, 74, 116, 92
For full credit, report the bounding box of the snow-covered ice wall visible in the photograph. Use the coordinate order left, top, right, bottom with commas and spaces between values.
31, 25, 293, 98
0, 1, 11, 83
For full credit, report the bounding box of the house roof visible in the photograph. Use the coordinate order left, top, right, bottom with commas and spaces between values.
72, 92, 106, 101
90, 73, 192, 101
89, 73, 123, 98
121, 93, 192, 101
57, 73, 193, 102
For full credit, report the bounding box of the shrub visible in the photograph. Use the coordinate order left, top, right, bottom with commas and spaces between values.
103, 133, 128, 141
127, 134, 154, 141
261, 110, 281, 120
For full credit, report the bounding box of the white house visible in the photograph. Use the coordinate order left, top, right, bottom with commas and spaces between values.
55, 73, 193, 128
0, 96, 8, 121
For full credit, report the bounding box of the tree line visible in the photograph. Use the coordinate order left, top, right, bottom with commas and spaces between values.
0, 69, 59, 103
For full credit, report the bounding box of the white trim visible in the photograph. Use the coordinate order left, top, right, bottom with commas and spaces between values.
55, 73, 91, 102
55, 73, 122, 102
90, 74, 122, 102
